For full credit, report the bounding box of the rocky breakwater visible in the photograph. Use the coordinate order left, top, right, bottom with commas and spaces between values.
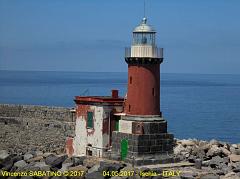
174, 139, 240, 179
0, 149, 127, 179
0, 139, 239, 179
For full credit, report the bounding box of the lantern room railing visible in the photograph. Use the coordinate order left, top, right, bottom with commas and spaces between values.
125, 46, 163, 58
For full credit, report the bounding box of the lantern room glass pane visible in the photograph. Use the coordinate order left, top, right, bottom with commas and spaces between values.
133, 33, 155, 45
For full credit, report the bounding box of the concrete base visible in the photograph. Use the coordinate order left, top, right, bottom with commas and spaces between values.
111, 116, 176, 166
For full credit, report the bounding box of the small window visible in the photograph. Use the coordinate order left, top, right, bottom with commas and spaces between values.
152, 88, 155, 96
87, 111, 93, 128
129, 105, 131, 112
130, 76, 132, 84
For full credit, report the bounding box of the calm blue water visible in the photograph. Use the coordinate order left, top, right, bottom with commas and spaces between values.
0, 71, 239, 143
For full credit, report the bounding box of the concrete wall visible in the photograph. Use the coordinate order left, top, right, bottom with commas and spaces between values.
0, 104, 75, 154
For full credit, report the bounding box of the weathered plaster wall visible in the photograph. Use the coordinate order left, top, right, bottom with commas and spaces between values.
73, 104, 123, 157
73, 105, 107, 157
0, 104, 75, 154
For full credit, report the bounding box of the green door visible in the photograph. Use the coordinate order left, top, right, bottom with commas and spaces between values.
115, 120, 119, 131
121, 139, 128, 160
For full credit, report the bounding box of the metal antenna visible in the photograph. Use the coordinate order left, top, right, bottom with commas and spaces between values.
144, 0, 146, 18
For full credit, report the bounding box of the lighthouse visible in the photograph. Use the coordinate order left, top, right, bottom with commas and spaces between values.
111, 17, 176, 165
125, 17, 162, 116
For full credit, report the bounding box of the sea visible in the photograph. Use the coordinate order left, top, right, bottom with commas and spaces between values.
0, 70, 239, 144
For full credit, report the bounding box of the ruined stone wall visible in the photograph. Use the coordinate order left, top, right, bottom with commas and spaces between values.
0, 104, 75, 154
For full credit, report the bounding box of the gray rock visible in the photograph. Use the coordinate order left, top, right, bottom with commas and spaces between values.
191, 146, 206, 159
14, 160, 27, 168
195, 159, 202, 169
43, 152, 53, 158
235, 149, 240, 155
62, 157, 72, 164
200, 174, 220, 179
12, 155, 23, 163
221, 147, 231, 156
99, 161, 125, 172
207, 145, 222, 157
33, 162, 50, 171
34, 151, 43, 157
221, 166, 232, 175
202, 160, 211, 167
180, 139, 195, 147
222, 172, 240, 179
88, 164, 100, 173
180, 173, 195, 179
72, 156, 86, 166
45, 154, 67, 168
232, 144, 238, 149
83, 157, 98, 168
24, 153, 33, 161
229, 154, 240, 162
0, 150, 9, 160
209, 139, 220, 146
232, 162, 240, 172
59, 162, 73, 172
85, 171, 104, 179
174, 144, 186, 155
209, 156, 224, 168
0, 156, 13, 171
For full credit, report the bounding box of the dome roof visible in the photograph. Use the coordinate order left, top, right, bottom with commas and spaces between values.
133, 17, 155, 33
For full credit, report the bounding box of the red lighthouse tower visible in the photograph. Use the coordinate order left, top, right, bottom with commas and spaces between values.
125, 17, 163, 116
111, 17, 176, 165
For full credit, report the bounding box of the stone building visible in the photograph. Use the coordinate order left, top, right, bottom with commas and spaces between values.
72, 90, 124, 157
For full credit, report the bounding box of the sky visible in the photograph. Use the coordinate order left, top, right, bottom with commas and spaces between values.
0, 0, 240, 74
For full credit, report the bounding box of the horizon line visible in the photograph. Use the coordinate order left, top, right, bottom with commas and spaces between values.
0, 69, 240, 76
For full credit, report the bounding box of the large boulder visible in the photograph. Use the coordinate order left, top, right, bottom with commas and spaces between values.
174, 144, 186, 156
206, 145, 222, 157
221, 147, 231, 156
45, 154, 67, 168
229, 154, 240, 162
72, 156, 86, 166
209, 156, 224, 168
33, 162, 51, 171
191, 146, 206, 159
14, 160, 27, 169
180, 139, 196, 147
0, 150, 9, 160
24, 153, 33, 161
